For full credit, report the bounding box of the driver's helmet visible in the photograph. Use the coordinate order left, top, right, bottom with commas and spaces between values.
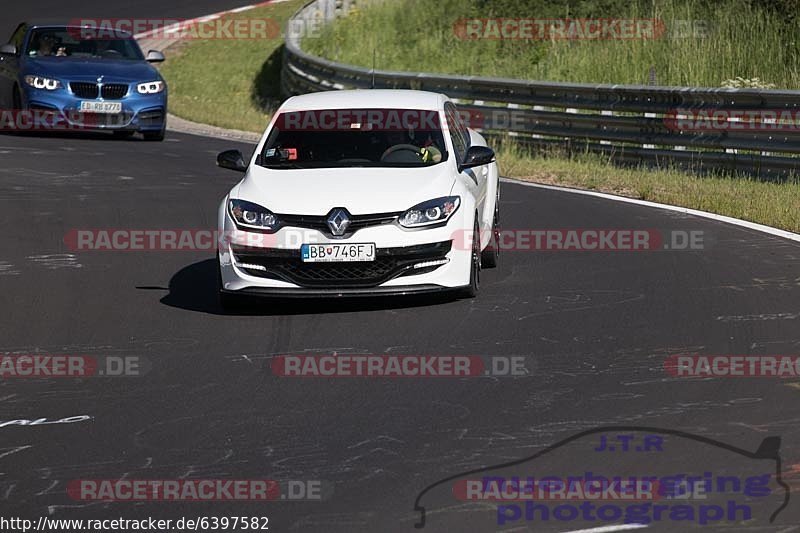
420, 143, 442, 163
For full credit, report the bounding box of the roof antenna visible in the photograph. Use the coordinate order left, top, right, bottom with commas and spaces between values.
371, 48, 376, 89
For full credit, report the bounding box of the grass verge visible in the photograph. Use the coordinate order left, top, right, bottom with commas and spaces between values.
158, 0, 305, 133
305, 0, 800, 88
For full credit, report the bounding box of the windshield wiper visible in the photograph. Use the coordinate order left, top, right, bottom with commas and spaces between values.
260, 162, 308, 169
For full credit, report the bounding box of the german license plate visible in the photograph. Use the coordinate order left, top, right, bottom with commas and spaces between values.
79, 101, 122, 113
301, 243, 376, 262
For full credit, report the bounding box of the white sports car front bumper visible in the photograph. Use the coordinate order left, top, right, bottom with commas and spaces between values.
217, 203, 474, 297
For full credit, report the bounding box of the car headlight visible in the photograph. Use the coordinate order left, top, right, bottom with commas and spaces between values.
228, 199, 279, 231
24, 75, 61, 90
137, 81, 165, 94
398, 196, 461, 228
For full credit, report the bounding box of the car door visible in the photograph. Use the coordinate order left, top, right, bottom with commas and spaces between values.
445, 101, 488, 231
0, 24, 26, 107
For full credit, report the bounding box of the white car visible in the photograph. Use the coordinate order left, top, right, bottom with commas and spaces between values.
215, 89, 499, 306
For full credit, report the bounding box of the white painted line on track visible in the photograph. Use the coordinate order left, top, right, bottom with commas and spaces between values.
560, 525, 648, 533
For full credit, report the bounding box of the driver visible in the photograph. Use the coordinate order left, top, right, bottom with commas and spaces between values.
420, 139, 442, 163
382, 130, 442, 163
35, 34, 56, 56
35, 35, 68, 57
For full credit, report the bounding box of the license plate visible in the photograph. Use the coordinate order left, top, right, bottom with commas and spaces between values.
79, 101, 122, 114
301, 243, 376, 262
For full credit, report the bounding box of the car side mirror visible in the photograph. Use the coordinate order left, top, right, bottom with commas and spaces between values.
460, 145, 495, 171
145, 50, 165, 63
0, 44, 17, 56
217, 150, 247, 172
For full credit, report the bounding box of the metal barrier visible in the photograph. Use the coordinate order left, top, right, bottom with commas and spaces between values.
281, 0, 800, 179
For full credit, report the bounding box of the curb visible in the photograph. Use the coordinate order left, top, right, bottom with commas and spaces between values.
164, 113, 261, 143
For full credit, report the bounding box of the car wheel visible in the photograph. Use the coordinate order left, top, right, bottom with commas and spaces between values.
459, 218, 481, 298
481, 195, 500, 268
112, 131, 135, 139
143, 129, 165, 142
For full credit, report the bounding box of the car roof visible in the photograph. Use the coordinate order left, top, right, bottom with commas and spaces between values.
22, 21, 134, 37
280, 90, 447, 111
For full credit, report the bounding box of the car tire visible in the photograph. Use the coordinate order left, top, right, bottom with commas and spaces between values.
219, 290, 244, 311
459, 218, 481, 298
481, 195, 500, 268
143, 129, 165, 142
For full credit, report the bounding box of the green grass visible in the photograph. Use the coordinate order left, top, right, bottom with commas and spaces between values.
158, 0, 305, 132
305, 0, 800, 88
495, 141, 800, 232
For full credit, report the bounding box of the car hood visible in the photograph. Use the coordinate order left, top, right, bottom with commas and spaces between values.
23, 57, 161, 83
235, 164, 456, 215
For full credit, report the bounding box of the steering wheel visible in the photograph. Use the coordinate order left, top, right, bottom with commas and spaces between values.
100, 49, 122, 58
380, 143, 423, 162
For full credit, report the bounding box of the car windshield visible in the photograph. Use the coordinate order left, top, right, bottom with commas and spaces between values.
259, 108, 449, 169
25, 28, 144, 60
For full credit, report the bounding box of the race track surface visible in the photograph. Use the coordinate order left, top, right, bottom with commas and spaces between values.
1, 0, 260, 40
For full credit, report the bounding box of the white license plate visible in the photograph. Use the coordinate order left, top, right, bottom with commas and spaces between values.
301, 243, 376, 263
79, 101, 122, 114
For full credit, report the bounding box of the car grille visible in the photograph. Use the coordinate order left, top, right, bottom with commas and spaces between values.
69, 83, 128, 99
276, 211, 401, 238
102, 84, 129, 99
232, 241, 451, 288
70, 82, 98, 99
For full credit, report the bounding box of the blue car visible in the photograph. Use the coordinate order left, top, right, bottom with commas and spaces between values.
0, 23, 167, 140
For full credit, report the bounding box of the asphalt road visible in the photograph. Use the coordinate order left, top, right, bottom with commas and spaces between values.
1, 1, 800, 532
1, 0, 262, 41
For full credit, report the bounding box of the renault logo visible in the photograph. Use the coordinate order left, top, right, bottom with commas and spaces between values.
327, 208, 351, 236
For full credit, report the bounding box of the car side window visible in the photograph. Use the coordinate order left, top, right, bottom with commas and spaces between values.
452, 103, 471, 149
444, 102, 468, 163
8, 24, 27, 53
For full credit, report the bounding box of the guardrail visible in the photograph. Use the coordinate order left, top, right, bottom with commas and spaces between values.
281, 0, 800, 179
